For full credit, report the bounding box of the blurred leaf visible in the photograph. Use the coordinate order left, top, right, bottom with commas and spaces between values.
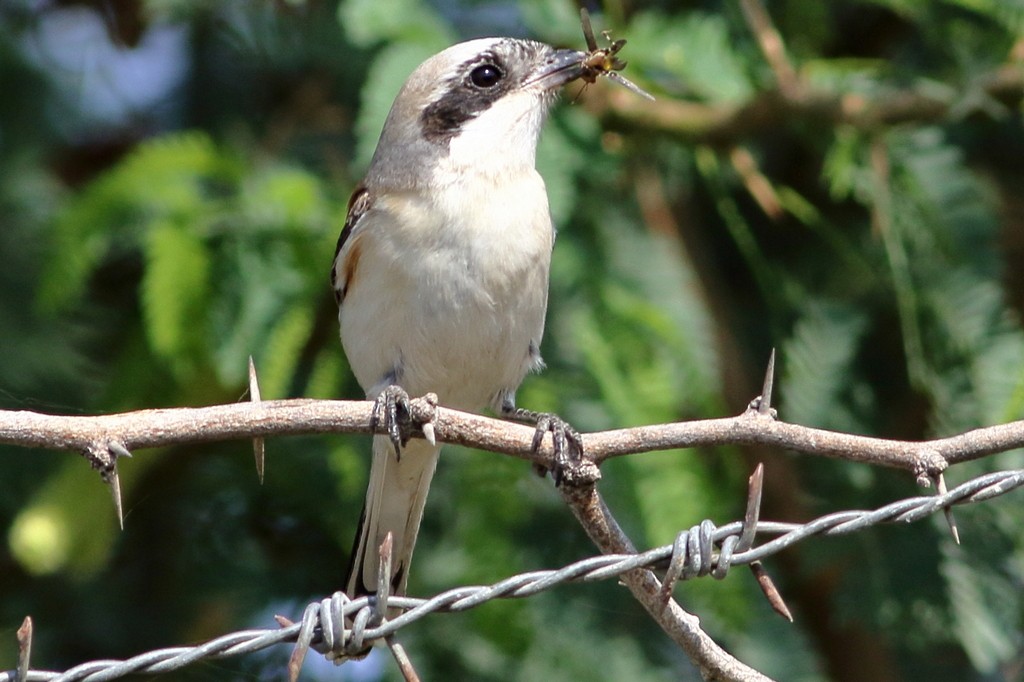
782, 301, 869, 431
141, 220, 212, 378
239, 165, 328, 233
537, 107, 601, 227
305, 347, 346, 400
208, 238, 310, 386
520, 0, 588, 47
823, 127, 867, 201
942, 548, 1018, 672
940, 0, 1024, 33
338, 0, 451, 48
627, 11, 754, 101
975, 332, 1024, 424
257, 302, 316, 398
40, 132, 237, 311
512, 600, 676, 682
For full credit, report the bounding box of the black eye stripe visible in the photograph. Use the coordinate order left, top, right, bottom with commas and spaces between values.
420, 50, 519, 144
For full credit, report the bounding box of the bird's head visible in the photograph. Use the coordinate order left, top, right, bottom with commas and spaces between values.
367, 38, 587, 187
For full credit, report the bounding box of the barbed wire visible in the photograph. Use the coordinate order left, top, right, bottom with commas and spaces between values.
4, 468, 1022, 682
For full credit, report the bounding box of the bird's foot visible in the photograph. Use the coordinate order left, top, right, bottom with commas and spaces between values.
371, 385, 414, 457
503, 407, 599, 487
370, 387, 439, 458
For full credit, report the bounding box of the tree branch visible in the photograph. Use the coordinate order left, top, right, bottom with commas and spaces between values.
2, 400, 1022, 481
738, 0, 799, 99
585, 65, 1024, 143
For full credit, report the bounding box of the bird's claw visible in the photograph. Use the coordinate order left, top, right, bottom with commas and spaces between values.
371, 385, 414, 457
509, 408, 598, 487
532, 412, 580, 485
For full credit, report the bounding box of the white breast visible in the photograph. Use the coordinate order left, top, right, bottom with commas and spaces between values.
339, 170, 553, 412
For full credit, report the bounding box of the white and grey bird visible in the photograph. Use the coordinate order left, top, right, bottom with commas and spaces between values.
332, 37, 589, 605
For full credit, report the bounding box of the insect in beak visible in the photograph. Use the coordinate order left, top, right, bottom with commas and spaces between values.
577, 8, 655, 101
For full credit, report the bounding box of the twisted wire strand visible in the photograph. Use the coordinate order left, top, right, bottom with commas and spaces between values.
3, 468, 1021, 682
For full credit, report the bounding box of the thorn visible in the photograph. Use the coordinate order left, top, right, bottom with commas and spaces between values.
104, 445, 129, 531
739, 465, 790, 620
750, 561, 793, 622
413, 393, 439, 447
17, 615, 32, 682
249, 356, 265, 485
110, 466, 124, 530
745, 349, 778, 417
739, 463, 764, 551
421, 421, 436, 447
758, 348, 776, 415
934, 473, 960, 544
108, 464, 124, 530
109, 441, 133, 459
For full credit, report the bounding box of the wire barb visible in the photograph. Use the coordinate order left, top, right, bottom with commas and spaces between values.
375, 532, 394, 624
750, 561, 793, 621
376, 535, 419, 676
933, 472, 960, 544
288, 536, 399, 679
738, 464, 792, 618
385, 636, 421, 682
740, 464, 764, 552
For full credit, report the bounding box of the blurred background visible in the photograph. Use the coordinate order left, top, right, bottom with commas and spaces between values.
1, 0, 1023, 679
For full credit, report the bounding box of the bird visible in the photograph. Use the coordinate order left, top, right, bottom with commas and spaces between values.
331, 37, 590, 608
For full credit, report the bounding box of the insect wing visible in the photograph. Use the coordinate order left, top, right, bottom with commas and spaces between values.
608, 72, 656, 101
580, 8, 598, 51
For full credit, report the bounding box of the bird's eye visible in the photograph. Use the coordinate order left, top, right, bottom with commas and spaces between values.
469, 63, 503, 88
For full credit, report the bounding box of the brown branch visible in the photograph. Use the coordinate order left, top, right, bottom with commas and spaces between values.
729, 146, 784, 220
2, 399, 1023, 482
738, 0, 800, 99
586, 65, 1024, 143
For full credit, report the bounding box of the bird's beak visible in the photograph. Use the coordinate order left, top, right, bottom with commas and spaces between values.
526, 47, 589, 90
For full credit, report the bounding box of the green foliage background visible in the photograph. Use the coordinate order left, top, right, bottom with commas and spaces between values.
1, 0, 1023, 680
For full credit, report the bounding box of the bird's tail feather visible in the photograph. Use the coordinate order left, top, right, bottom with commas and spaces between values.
345, 435, 442, 599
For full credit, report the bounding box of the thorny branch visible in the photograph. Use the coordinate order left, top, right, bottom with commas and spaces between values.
2, 396, 1019, 481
